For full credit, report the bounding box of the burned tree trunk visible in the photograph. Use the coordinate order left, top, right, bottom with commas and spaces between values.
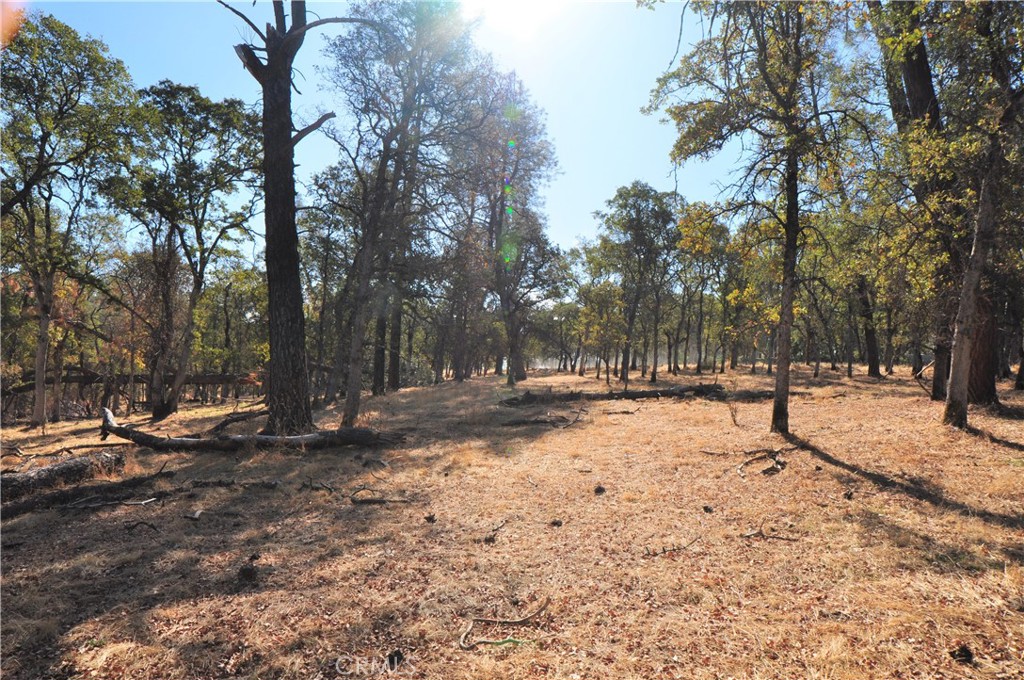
1, 451, 125, 502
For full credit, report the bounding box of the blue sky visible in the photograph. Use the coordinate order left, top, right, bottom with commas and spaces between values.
32, 1, 735, 251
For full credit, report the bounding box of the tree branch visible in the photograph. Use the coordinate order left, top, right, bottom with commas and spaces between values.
216, 0, 266, 41
283, 17, 387, 49
233, 43, 267, 83
292, 112, 336, 147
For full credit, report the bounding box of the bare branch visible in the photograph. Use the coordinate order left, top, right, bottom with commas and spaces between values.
284, 16, 387, 47
216, 0, 266, 41
292, 112, 337, 148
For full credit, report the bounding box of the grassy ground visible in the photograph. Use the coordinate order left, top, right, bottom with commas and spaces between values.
1, 365, 1022, 679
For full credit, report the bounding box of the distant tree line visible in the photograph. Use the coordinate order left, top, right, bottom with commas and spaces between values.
2, 2, 1021, 435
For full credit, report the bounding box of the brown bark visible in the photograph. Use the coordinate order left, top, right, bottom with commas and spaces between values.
967, 289, 999, 405
30, 311, 50, 428
857, 275, 882, 378
771, 148, 800, 434
387, 297, 402, 391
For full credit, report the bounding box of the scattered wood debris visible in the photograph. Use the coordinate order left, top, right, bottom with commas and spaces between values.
459, 596, 551, 650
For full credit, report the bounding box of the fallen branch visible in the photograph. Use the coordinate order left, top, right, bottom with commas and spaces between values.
348, 485, 411, 505
188, 478, 281, 490
642, 535, 701, 557
913, 360, 935, 397
70, 496, 158, 510
1, 463, 175, 519
459, 596, 551, 650
300, 478, 336, 493
0, 451, 125, 502
729, 447, 798, 478
559, 407, 588, 429
99, 408, 403, 452
603, 407, 641, 415
203, 409, 269, 435
501, 413, 570, 427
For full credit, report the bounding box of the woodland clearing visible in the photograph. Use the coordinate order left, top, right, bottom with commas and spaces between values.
2, 366, 1022, 680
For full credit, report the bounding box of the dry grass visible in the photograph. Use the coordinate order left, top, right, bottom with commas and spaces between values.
2, 366, 1022, 679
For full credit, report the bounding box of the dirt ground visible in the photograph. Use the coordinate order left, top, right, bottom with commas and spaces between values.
2, 365, 1022, 680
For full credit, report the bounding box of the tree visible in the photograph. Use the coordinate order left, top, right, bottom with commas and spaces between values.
319, 1, 478, 423
222, 0, 383, 434
593, 182, 676, 390
651, 2, 847, 433
676, 201, 729, 375
939, 3, 1022, 428
1, 13, 134, 427
103, 82, 259, 418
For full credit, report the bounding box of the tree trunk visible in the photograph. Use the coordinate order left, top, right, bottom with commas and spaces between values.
30, 312, 50, 428
857, 275, 882, 378
372, 308, 387, 396
260, 41, 314, 434
388, 298, 402, 391
967, 288, 999, 405
1, 451, 125, 502
650, 297, 661, 383
694, 290, 705, 374
771, 149, 800, 434
944, 143, 1000, 428
1014, 336, 1024, 390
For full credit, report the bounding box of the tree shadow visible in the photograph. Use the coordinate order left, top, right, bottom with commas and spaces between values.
781, 432, 1024, 531
984, 401, 1024, 420
965, 426, 1024, 452
0, 376, 580, 679
855, 509, 1021, 573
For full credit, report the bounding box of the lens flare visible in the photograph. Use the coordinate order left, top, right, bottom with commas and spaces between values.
1, 1, 26, 48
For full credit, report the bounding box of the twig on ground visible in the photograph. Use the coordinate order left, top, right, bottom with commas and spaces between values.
558, 407, 588, 429
301, 477, 335, 493
348, 485, 411, 505
735, 447, 797, 477
741, 518, 798, 542
481, 519, 508, 544
643, 535, 701, 557
73, 497, 158, 510
459, 596, 551, 650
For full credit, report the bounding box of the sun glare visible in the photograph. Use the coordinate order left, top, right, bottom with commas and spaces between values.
460, 0, 567, 42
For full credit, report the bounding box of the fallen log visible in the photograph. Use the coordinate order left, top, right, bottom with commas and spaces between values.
206, 409, 269, 435
500, 383, 725, 407
1, 465, 176, 519
0, 451, 125, 502
501, 414, 571, 427
99, 408, 402, 452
